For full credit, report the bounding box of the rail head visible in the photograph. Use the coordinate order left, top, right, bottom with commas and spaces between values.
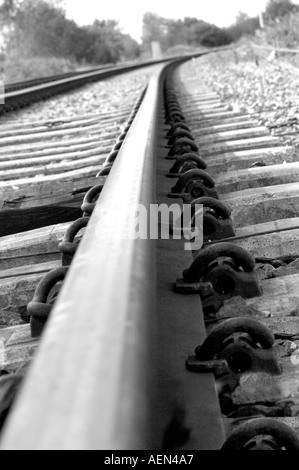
0, 61, 174, 450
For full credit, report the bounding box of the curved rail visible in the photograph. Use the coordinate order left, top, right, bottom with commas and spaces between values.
0, 61, 169, 450
5, 64, 116, 93
1, 55, 204, 111
1, 46, 233, 112
0, 59, 167, 112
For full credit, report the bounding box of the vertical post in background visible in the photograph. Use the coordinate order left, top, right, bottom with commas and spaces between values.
151, 41, 162, 59
259, 11, 264, 29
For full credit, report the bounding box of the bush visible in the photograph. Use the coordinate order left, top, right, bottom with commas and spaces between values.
265, 0, 299, 21
2, 55, 78, 83
141, 13, 233, 52
3, 0, 141, 68
199, 28, 233, 47
263, 11, 299, 48
227, 17, 260, 41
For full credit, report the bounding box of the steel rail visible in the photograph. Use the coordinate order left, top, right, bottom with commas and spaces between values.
1, 59, 167, 105
0, 61, 173, 450
5, 64, 116, 93
1, 56, 196, 105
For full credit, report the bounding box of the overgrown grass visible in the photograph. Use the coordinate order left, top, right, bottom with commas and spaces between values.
262, 12, 299, 49
0, 55, 82, 84
254, 12, 299, 68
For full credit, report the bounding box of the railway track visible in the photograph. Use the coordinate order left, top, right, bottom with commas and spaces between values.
0, 57, 190, 115
0, 50, 298, 450
0, 49, 214, 116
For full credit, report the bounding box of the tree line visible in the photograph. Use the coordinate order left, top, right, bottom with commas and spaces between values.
0, 0, 140, 63
141, 13, 232, 50
0, 0, 234, 67
226, 0, 299, 41
141, 1, 299, 51
0, 0, 296, 68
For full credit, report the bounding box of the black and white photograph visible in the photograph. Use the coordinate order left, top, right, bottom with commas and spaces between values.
0, 0, 298, 452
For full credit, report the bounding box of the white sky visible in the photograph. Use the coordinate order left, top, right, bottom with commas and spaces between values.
64, 0, 295, 41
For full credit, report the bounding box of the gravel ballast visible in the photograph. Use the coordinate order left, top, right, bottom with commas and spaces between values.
180, 47, 299, 146
0, 66, 158, 125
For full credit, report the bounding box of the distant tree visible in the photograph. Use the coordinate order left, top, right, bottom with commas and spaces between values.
87, 20, 129, 63
188, 20, 210, 44
46, 0, 65, 8
264, 9, 299, 48
265, 0, 299, 20
120, 34, 140, 60
226, 11, 260, 40
164, 19, 186, 48
235, 11, 250, 24
198, 25, 232, 46
185, 20, 232, 47
0, 0, 21, 51
0, 0, 20, 21
6, 0, 75, 57
4, 0, 140, 64
141, 13, 232, 52
84, 19, 140, 63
